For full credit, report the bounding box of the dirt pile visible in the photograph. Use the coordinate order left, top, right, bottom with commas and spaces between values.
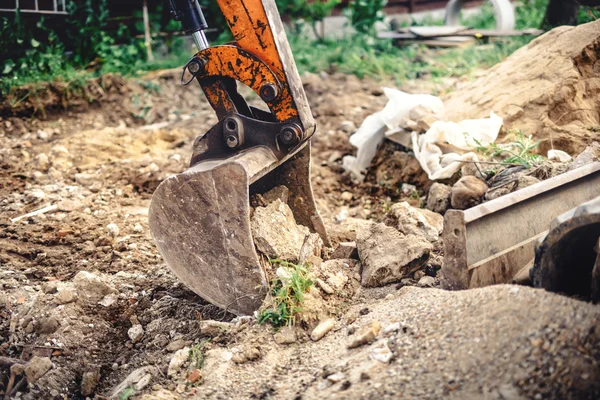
444, 20, 600, 156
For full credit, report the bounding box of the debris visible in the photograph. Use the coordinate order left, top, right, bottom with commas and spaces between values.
11, 203, 58, 223
418, 276, 436, 287
106, 223, 120, 238
128, 324, 145, 343
426, 182, 452, 214
25, 356, 53, 383
167, 347, 190, 377
262, 185, 290, 204
569, 143, 600, 171
310, 318, 335, 341
383, 201, 442, 242
111, 366, 155, 399
347, 320, 381, 349
187, 369, 203, 384
133, 223, 144, 233
37, 316, 59, 334
357, 222, 431, 287
199, 320, 232, 337
99, 293, 118, 307
327, 372, 345, 383
81, 370, 101, 397
450, 176, 488, 210
316, 278, 335, 294
330, 242, 358, 260
251, 199, 310, 261
55, 288, 77, 305
370, 342, 393, 363
274, 326, 297, 345
32, 153, 50, 170
412, 112, 502, 180
73, 271, 119, 302
342, 88, 444, 181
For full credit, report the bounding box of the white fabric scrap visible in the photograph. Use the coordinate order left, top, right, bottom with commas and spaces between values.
342, 88, 444, 181
412, 111, 503, 180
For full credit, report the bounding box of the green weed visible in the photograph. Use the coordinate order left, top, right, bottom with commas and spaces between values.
119, 386, 136, 400
189, 341, 208, 371
475, 130, 545, 168
257, 260, 314, 329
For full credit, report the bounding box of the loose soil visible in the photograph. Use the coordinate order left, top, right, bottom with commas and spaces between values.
0, 67, 598, 400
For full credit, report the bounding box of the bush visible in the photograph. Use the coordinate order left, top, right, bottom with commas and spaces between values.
344, 0, 387, 34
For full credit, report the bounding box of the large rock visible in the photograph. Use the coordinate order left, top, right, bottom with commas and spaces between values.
326, 217, 373, 245
383, 202, 443, 242
25, 357, 53, 383
426, 182, 452, 214
251, 199, 310, 261
357, 223, 432, 287
451, 176, 488, 210
444, 21, 600, 155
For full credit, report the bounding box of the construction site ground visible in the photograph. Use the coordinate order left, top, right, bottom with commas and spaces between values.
0, 64, 599, 400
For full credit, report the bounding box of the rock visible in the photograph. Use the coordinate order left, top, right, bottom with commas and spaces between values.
444, 22, 600, 156
232, 347, 261, 364
168, 347, 190, 377
316, 278, 334, 294
370, 343, 393, 363
81, 370, 101, 397
187, 369, 203, 384
37, 316, 59, 334
513, 259, 534, 286
274, 326, 297, 345
383, 202, 441, 242
111, 366, 155, 399
32, 153, 50, 170
339, 120, 357, 133
340, 191, 353, 201
57, 199, 83, 212
347, 321, 381, 349
262, 185, 289, 204
25, 188, 46, 203
42, 281, 58, 294
128, 324, 144, 343
133, 223, 144, 233
199, 320, 232, 337
140, 389, 180, 400
74, 271, 118, 302
327, 372, 345, 383
413, 270, 425, 281
106, 223, 120, 238
55, 288, 77, 304
298, 233, 323, 265
460, 162, 484, 178
251, 199, 310, 261
357, 223, 432, 287
99, 293, 118, 307
74, 172, 96, 186
569, 143, 600, 171
25, 356, 52, 383
426, 183, 452, 214
330, 242, 358, 260
166, 339, 189, 352
310, 318, 335, 341
136, 373, 152, 391
326, 217, 373, 244
515, 175, 540, 191
418, 276, 436, 287
450, 176, 488, 210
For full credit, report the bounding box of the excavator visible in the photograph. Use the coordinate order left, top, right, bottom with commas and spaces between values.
149, 0, 329, 316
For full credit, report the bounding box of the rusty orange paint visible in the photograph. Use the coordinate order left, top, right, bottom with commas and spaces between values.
196, 46, 296, 122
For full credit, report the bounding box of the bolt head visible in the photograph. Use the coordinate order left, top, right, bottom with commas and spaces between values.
226, 135, 239, 148
260, 84, 278, 102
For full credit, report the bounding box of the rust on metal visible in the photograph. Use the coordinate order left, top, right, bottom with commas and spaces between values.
442, 162, 600, 290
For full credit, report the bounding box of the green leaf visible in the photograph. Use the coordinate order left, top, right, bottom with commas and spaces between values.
30, 38, 40, 48
2, 60, 15, 74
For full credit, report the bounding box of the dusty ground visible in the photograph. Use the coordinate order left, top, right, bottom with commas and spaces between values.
0, 69, 599, 400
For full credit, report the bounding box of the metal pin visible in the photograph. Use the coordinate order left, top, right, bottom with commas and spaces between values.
192, 31, 209, 51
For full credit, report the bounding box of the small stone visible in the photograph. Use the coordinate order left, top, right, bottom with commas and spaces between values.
25, 356, 52, 383
168, 347, 190, 377
32, 153, 50, 170
339, 120, 357, 133
199, 320, 232, 337
74, 172, 95, 186
515, 175, 540, 191
81, 370, 101, 397
37, 130, 49, 140
451, 176, 488, 210
166, 339, 189, 352
340, 191, 353, 201
55, 288, 77, 304
36, 317, 59, 334
327, 372, 345, 383
261, 185, 289, 204
128, 324, 144, 343
316, 278, 335, 294
383, 202, 441, 242
25, 188, 46, 203
569, 143, 600, 171
42, 281, 58, 294
187, 369, 203, 384
311, 318, 335, 341
133, 223, 144, 233
383, 322, 401, 334
135, 373, 152, 391
99, 293, 117, 307
330, 242, 358, 260
57, 199, 83, 212
106, 223, 120, 238
73, 271, 118, 302
413, 270, 425, 281
274, 326, 296, 345
370, 344, 393, 363
417, 276, 436, 287
426, 183, 451, 214
347, 321, 381, 349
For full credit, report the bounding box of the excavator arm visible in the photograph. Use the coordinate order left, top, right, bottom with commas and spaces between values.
149, 0, 328, 315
